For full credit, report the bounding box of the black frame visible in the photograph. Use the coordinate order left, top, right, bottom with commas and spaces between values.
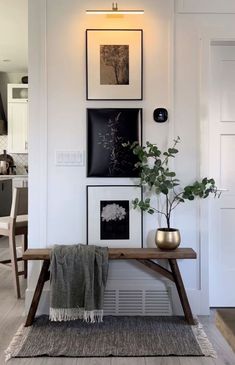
86, 185, 143, 248
87, 108, 142, 178
86, 29, 143, 100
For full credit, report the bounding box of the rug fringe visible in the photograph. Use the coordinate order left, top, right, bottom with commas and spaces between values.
49, 307, 104, 323
5, 324, 31, 362
192, 319, 217, 358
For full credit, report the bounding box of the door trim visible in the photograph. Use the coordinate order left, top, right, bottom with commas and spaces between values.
28, 0, 48, 248
26, 0, 48, 305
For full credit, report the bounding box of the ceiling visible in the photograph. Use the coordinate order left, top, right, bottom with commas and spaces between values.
0, 0, 28, 73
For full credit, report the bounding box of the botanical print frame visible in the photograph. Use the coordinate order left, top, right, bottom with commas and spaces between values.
86, 29, 143, 100
87, 108, 142, 177
86, 185, 143, 248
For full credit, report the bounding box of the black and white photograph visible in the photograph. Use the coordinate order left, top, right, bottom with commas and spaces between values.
87, 185, 143, 248
86, 29, 143, 100
87, 108, 142, 177
100, 200, 129, 240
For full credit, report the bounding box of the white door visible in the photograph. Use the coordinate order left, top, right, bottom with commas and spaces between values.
209, 43, 235, 306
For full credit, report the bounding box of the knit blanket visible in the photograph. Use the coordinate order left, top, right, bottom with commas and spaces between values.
49, 244, 109, 323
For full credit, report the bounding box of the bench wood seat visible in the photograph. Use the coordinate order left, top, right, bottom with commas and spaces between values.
23, 247, 196, 261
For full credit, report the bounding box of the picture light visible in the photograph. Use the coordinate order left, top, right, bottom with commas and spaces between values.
86, 2, 144, 15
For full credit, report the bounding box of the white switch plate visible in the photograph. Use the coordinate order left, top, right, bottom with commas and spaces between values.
55, 150, 85, 166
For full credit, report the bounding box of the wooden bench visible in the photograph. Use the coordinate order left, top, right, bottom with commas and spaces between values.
23, 247, 197, 326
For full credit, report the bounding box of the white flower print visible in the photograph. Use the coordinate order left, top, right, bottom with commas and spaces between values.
101, 203, 127, 222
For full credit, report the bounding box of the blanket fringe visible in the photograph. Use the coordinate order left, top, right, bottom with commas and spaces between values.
5, 324, 31, 362
191, 319, 217, 358
49, 307, 104, 323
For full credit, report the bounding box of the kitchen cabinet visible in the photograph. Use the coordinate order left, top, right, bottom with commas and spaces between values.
7, 84, 28, 154
0, 179, 12, 217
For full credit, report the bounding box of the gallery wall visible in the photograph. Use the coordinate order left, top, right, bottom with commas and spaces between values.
28, 0, 235, 314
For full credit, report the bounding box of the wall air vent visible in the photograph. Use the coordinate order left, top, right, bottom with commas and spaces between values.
103, 288, 172, 316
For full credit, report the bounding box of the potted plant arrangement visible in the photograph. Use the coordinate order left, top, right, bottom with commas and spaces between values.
127, 136, 219, 250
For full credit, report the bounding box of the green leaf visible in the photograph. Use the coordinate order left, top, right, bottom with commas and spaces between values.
168, 148, 178, 154
165, 171, 176, 177
161, 185, 168, 195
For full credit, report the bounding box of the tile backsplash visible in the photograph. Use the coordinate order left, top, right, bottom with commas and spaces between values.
0, 135, 28, 175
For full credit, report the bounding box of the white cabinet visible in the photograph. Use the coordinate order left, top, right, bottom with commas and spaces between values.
7, 84, 28, 154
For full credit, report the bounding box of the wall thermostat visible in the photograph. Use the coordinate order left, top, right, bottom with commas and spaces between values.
153, 108, 168, 123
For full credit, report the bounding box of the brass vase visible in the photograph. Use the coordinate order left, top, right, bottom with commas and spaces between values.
155, 228, 181, 250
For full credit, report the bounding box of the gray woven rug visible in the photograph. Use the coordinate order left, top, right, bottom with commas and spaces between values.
5, 316, 216, 361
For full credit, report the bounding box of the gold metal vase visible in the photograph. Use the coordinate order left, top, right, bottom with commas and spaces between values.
155, 228, 181, 250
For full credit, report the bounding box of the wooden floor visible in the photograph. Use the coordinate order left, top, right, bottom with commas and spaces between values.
0, 238, 235, 365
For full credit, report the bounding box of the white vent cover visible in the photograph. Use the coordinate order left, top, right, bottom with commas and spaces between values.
103, 288, 172, 316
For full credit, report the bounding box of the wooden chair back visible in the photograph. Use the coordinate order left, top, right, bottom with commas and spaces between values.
10, 187, 28, 219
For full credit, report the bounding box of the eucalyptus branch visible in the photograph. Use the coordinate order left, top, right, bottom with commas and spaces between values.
169, 191, 184, 208
160, 136, 180, 167
129, 138, 218, 229
151, 207, 168, 218
170, 199, 182, 212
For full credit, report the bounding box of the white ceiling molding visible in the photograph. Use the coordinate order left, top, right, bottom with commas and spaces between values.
175, 0, 235, 14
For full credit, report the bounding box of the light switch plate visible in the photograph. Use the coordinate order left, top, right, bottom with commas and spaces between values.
55, 150, 85, 166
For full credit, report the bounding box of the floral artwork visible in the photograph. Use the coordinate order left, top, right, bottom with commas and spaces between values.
100, 200, 129, 240
101, 202, 127, 222
87, 108, 142, 177
87, 185, 143, 248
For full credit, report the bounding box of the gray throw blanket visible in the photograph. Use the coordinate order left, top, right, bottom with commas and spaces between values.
49, 244, 109, 323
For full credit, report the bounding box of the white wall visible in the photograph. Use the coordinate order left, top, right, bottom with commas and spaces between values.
46, 0, 174, 245
28, 0, 235, 315
28, 0, 177, 313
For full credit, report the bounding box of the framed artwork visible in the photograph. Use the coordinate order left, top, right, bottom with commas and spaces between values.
86, 29, 143, 100
87, 108, 142, 177
86, 185, 143, 248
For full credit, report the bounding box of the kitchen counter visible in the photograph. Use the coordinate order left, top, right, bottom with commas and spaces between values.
0, 175, 28, 179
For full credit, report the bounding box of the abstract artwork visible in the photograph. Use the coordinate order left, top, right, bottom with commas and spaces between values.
87, 185, 143, 248
87, 108, 142, 177
86, 29, 143, 100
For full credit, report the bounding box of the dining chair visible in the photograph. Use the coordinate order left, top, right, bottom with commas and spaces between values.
0, 187, 28, 298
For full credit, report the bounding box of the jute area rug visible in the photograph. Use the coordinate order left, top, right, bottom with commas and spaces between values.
5, 315, 216, 361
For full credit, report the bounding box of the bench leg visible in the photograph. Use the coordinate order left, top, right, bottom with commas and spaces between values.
168, 259, 195, 325
25, 260, 50, 327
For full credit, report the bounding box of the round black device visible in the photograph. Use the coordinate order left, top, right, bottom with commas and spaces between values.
153, 108, 168, 123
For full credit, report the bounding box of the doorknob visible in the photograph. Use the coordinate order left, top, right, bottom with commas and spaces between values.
214, 188, 228, 198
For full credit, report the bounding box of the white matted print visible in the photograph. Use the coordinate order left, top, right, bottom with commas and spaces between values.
86, 29, 143, 100
87, 185, 143, 248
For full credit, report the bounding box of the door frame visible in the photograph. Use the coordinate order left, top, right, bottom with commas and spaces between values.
199, 28, 235, 310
